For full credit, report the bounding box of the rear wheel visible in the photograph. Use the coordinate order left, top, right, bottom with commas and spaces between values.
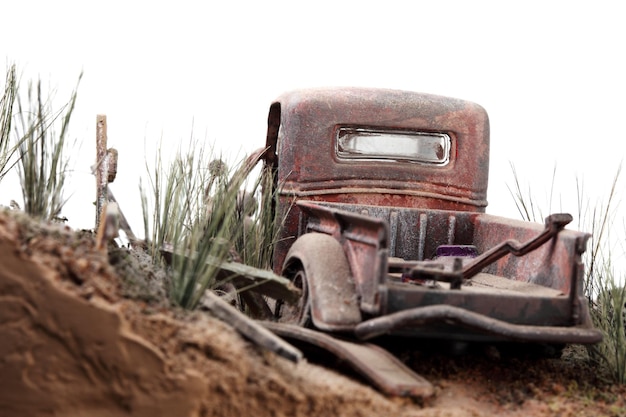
273, 233, 360, 331
275, 260, 313, 327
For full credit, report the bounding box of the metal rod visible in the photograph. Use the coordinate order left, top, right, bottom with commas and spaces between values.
460, 213, 572, 279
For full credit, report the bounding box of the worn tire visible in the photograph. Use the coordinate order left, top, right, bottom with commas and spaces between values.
274, 233, 361, 331
275, 259, 313, 327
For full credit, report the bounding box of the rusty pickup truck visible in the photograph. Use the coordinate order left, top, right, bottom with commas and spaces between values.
261, 88, 601, 346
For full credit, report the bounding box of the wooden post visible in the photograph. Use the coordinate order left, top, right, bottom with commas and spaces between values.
96, 115, 109, 227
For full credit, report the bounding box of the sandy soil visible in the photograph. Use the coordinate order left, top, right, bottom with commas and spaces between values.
1, 208, 625, 417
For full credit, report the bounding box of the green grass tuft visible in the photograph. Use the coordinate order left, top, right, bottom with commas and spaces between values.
578, 166, 626, 383
140, 139, 267, 309
14, 73, 81, 220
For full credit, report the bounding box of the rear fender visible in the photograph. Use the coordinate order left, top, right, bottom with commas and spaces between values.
283, 233, 362, 331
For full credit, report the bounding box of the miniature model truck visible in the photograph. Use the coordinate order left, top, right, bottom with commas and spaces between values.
261, 88, 601, 345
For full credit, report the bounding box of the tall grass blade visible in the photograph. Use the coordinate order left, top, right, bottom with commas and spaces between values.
1, 64, 18, 181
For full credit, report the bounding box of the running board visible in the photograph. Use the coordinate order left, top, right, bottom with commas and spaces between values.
260, 321, 434, 398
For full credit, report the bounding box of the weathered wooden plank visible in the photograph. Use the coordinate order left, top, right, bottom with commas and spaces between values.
260, 322, 434, 398
160, 245, 301, 303
201, 291, 302, 363
213, 259, 300, 303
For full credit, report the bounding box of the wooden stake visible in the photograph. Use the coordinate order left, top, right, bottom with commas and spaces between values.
95, 202, 120, 252
96, 115, 108, 227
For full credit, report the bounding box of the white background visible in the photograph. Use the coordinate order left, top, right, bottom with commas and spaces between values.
1, 1, 624, 254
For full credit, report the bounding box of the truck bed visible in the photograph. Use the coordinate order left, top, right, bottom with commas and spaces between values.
303, 200, 587, 296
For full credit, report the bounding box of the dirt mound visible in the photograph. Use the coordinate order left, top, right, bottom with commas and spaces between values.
1, 208, 625, 417
0, 209, 418, 417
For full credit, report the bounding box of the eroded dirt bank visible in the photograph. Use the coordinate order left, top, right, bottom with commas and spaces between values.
0, 210, 428, 417
1, 209, 625, 417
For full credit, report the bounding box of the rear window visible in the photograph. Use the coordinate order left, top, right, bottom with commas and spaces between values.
336, 127, 450, 166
